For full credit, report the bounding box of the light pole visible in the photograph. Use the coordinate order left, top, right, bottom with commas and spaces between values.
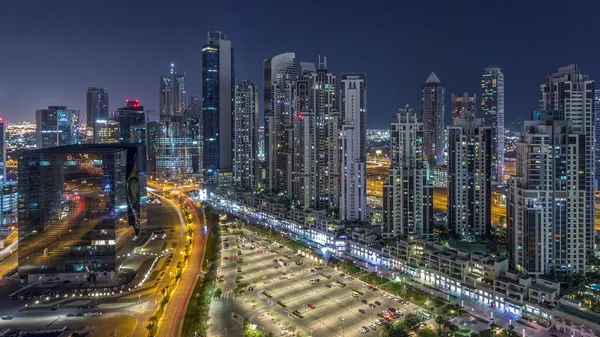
322, 304, 325, 325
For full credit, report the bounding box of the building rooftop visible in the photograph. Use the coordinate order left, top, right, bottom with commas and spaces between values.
529, 283, 557, 294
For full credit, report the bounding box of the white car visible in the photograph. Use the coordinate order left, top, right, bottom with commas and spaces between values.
383, 310, 390, 315
359, 328, 368, 333
281, 330, 288, 336
375, 319, 383, 325
221, 264, 229, 268
335, 299, 342, 304
361, 283, 367, 287
369, 323, 377, 330
339, 316, 346, 321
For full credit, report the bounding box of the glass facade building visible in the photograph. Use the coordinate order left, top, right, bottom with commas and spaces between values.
113, 100, 145, 143
202, 31, 234, 185
17, 144, 146, 283
35, 106, 79, 149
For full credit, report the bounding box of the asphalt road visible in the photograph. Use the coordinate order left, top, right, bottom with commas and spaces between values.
155, 192, 206, 337
0, 198, 185, 336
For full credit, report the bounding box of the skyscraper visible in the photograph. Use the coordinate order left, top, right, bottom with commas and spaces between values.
481, 68, 505, 187
17, 143, 146, 283
508, 117, 587, 275
451, 92, 476, 121
539, 64, 595, 267
86, 87, 108, 141
113, 100, 145, 143
159, 74, 172, 122
35, 106, 79, 148
294, 57, 340, 212
202, 31, 234, 185
233, 80, 259, 191
595, 89, 600, 190
339, 74, 367, 222
422, 72, 445, 166
94, 120, 120, 144
383, 106, 433, 238
173, 70, 187, 117
0, 118, 5, 181
263, 52, 296, 194
447, 107, 492, 239
184, 96, 203, 175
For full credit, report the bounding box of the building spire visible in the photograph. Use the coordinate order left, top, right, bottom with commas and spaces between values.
426, 71, 441, 84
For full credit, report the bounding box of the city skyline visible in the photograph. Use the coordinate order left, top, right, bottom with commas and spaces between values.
2, 1, 600, 128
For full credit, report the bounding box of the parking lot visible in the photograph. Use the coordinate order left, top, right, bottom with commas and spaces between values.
219, 229, 425, 337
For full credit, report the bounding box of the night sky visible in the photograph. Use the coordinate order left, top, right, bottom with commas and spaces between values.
1, 0, 599, 129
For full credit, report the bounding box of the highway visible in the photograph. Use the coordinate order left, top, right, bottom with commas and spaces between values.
154, 191, 206, 337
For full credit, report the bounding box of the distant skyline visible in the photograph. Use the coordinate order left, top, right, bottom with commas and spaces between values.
1, 0, 600, 129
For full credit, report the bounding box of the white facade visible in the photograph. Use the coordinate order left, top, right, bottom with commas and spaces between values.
383, 106, 432, 238
508, 118, 588, 274
233, 80, 259, 190
340, 75, 367, 222
539, 64, 595, 267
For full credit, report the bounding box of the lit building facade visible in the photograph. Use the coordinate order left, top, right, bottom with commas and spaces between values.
94, 120, 120, 144
35, 106, 79, 149
481, 68, 505, 187
508, 118, 587, 275
86, 87, 108, 142
383, 106, 433, 238
263, 52, 296, 194
184, 96, 203, 175
233, 80, 259, 190
422, 72, 446, 166
339, 74, 367, 222
202, 31, 234, 185
0, 118, 5, 181
17, 144, 146, 283
596, 90, 600, 190
113, 100, 145, 143
539, 64, 595, 270
294, 57, 341, 212
451, 92, 476, 121
447, 107, 492, 239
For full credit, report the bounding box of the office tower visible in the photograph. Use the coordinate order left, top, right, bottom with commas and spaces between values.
447, 107, 492, 239
596, 90, 600, 190
86, 87, 108, 142
184, 96, 203, 175
481, 68, 505, 187
145, 122, 163, 179
539, 64, 595, 266
339, 74, 367, 222
159, 73, 172, 122
35, 106, 79, 148
451, 92, 476, 120
422, 72, 446, 166
17, 143, 146, 283
0, 182, 17, 228
233, 80, 259, 190
295, 57, 341, 212
156, 65, 193, 180
173, 70, 186, 116
94, 120, 120, 144
0, 118, 5, 181
113, 100, 145, 143
508, 118, 587, 275
263, 52, 296, 194
202, 31, 234, 185
383, 106, 433, 238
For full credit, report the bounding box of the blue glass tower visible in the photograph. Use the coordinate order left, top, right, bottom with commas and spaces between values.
202, 31, 234, 185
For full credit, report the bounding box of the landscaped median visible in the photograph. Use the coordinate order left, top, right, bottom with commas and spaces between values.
181, 205, 222, 337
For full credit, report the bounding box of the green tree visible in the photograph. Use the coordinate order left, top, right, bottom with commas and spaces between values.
214, 288, 223, 299
398, 313, 422, 331
379, 322, 410, 337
